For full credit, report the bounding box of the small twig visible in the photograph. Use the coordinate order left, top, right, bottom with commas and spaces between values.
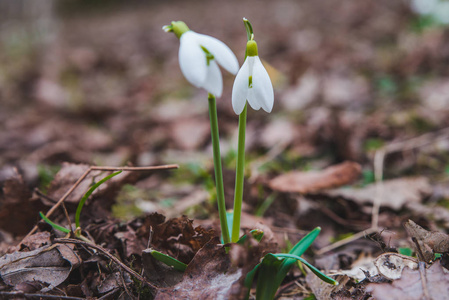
316, 228, 377, 256
55, 238, 158, 291
22, 164, 178, 243
61, 202, 73, 232
34, 188, 58, 203
0, 291, 84, 299
120, 268, 135, 300
418, 261, 431, 300
98, 288, 120, 300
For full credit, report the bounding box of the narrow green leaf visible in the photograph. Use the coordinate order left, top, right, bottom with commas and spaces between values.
256, 254, 284, 300
75, 170, 122, 229
273, 253, 339, 286
289, 227, 321, 256
276, 227, 321, 286
39, 212, 71, 233
149, 250, 187, 272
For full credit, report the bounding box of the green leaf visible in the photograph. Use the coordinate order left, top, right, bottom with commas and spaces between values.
149, 250, 187, 272
399, 247, 413, 257
39, 212, 71, 233
273, 253, 338, 286
256, 254, 284, 300
75, 170, 122, 229
276, 227, 321, 286
241, 227, 321, 299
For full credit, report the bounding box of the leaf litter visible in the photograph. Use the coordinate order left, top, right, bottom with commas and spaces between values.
2, 0, 449, 299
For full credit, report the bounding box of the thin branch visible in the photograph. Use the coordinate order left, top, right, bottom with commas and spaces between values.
316, 228, 377, 256
0, 291, 84, 299
22, 164, 178, 243
55, 238, 158, 291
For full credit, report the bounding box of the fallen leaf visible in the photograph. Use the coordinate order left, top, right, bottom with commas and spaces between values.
366, 262, 449, 300
404, 219, 449, 263
325, 177, 432, 210
18, 231, 52, 251
269, 161, 361, 193
97, 272, 121, 294
0, 244, 80, 292
0, 169, 46, 235
155, 238, 242, 300
46, 162, 135, 204
114, 226, 147, 258
260, 119, 296, 149
170, 118, 210, 151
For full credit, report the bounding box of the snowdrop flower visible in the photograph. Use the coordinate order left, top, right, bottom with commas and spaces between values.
232, 39, 274, 115
163, 21, 239, 97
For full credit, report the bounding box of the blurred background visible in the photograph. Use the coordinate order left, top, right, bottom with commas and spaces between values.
1, 0, 449, 225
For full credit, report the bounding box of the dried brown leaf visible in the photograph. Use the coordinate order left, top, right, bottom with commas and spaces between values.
0, 244, 80, 292
366, 262, 449, 300
155, 238, 242, 300
269, 161, 361, 193
325, 177, 432, 210
0, 169, 46, 235
46, 162, 137, 211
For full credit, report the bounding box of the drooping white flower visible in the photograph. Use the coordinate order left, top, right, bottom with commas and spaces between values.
164, 21, 239, 98
232, 40, 274, 115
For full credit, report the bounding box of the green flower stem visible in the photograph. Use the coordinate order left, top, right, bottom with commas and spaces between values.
231, 18, 253, 243
231, 104, 247, 242
208, 93, 230, 245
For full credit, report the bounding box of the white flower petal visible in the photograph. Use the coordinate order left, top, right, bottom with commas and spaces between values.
179, 31, 207, 88
232, 58, 250, 114
252, 56, 274, 113
245, 57, 262, 111
247, 88, 261, 111
195, 33, 239, 75
201, 60, 223, 97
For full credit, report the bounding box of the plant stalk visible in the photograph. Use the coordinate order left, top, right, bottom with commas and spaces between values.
208, 93, 230, 245
232, 104, 247, 242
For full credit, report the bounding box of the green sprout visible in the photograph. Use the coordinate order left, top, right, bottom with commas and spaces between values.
40, 170, 122, 242
244, 227, 338, 300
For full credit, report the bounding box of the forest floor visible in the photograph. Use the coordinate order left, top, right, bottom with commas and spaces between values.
1, 0, 449, 299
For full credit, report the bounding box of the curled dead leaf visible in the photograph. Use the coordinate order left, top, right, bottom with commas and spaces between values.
0, 244, 80, 292
269, 161, 361, 193
405, 219, 449, 263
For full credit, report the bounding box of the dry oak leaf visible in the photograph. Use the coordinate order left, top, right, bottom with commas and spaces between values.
269, 161, 361, 193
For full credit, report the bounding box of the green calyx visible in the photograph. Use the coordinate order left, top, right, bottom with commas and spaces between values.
163, 21, 190, 39
246, 40, 258, 57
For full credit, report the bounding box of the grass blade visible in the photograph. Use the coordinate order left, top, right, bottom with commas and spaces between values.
39, 211, 71, 233
149, 250, 187, 272
75, 170, 122, 229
